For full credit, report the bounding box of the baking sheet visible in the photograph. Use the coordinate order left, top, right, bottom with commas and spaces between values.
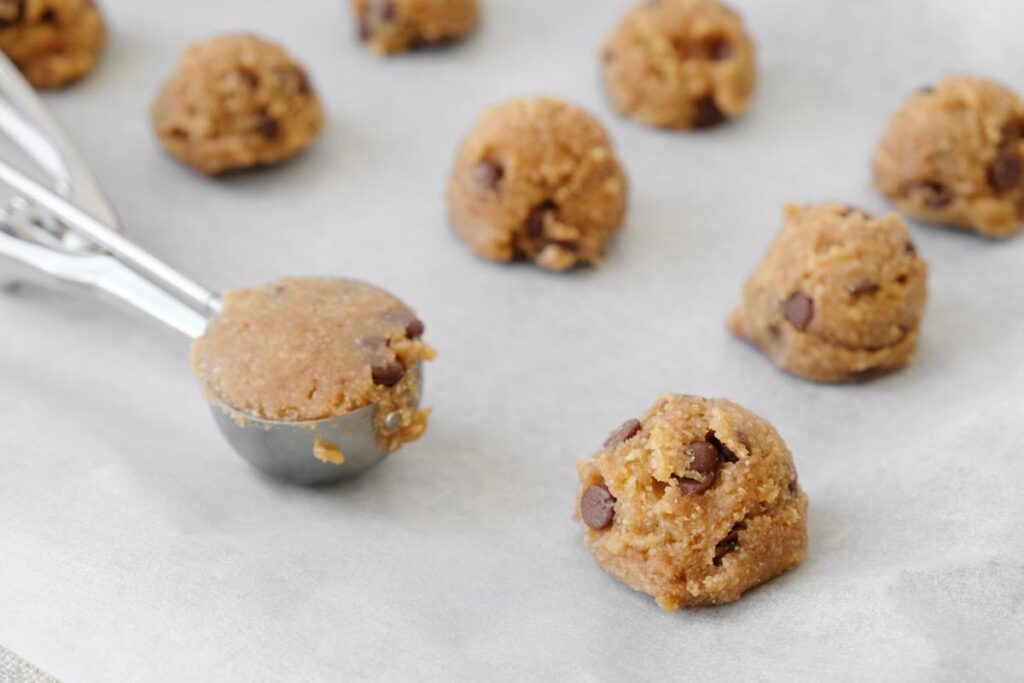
2, 0, 1023, 680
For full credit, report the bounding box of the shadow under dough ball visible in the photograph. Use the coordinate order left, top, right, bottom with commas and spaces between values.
601, 0, 756, 130
191, 277, 436, 454
728, 202, 928, 383
350, 0, 479, 55
446, 97, 628, 271
575, 394, 808, 610
0, 0, 105, 88
150, 34, 324, 176
873, 74, 1024, 238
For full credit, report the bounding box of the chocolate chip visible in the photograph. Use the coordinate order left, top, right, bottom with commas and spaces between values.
692, 96, 725, 129
525, 200, 557, 239
706, 430, 738, 463
675, 441, 720, 494
896, 274, 909, 285
237, 69, 260, 89
39, 8, 56, 23
380, 309, 425, 338
713, 522, 746, 566
847, 365, 886, 381
275, 66, 311, 95
473, 159, 503, 189
709, 38, 732, 60
905, 241, 917, 255
604, 418, 642, 449
370, 0, 395, 22
848, 281, 880, 296
788, 476, 799, 493
371, 360, 405, 387
253, 111, 279, 138
405, 317, 425, 338
781, 291, 814, 330
580, 484, 616, 530
0, 0, 24, 27
918, 181, 952, 208
1002, 118, 1024, 142
988, 150, 1022, 192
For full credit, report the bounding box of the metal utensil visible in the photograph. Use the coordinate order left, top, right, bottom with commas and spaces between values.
0, 54, 418, 485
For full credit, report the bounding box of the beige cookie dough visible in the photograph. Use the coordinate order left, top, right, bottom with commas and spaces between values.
873, 75, 1024, 238
601, 0, 756, 130
728, 202, 928, 383
0, 0, 105, 88
575, 394, 807, 610
191, 277, 436, 451
446, 97, 628, 271
350, 0, 479, 55
151, 35, 323, 176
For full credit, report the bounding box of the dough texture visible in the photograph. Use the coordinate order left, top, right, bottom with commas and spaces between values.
601, 0, 755, 130
151, 35, 323, 175
575, 394, 807, 610
0, 0, 105, 88
728, 202, 928, 383
191, 278, 435, 451
873, 75, 1024, 238
350, 0, 479, 55
446, 97, 628, 271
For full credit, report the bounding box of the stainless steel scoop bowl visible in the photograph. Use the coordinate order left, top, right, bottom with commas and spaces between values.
0, 54, 417, 485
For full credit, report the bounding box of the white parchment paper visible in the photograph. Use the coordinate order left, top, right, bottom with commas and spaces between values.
1, 0, 1023, 680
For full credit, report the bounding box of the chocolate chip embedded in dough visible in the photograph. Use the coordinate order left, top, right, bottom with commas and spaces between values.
525, 200, 557, 239
713, 522, 747, 566
988, 150, 1023, 192
781, 291, 814, 330
706, 430, 739, 463
847, 281, 880, 296
709, 38, 732, 60
0, 0, 25, 27
692, 96, 725, 129
580, 484, 616, 530
253, 111, 280, 138
604, 418, 642, 449
371, 360, 405, 387
473, 159, 503, 189
380, 309, 425, 339
675, 441, 721, 494
918, 181, 953, 208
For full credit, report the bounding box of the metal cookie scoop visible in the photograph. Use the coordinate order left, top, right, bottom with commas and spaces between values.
0, 55, 419, 485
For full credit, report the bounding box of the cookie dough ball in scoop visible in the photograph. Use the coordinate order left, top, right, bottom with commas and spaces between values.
446, 97, 628, 271
191, 277, 436, 452
728, 203, 928, 383
0, 0, 106, 88
575, 394, 807, 610
601, 0, 755, 130
350, 0, 479, 55
873, 75, 1024, 238
151, 35, 323, 176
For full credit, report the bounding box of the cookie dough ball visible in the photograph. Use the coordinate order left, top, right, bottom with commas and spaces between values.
728, 203, 928, 383
0, 0, 105, 88
601, 0, 755, 130
446, 97, 628, 271
873, 75, 1024, 238
191, 277, 436, 451
575, 394, 807, 610
350, 0, 479, 55
151, 35, 323, 176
